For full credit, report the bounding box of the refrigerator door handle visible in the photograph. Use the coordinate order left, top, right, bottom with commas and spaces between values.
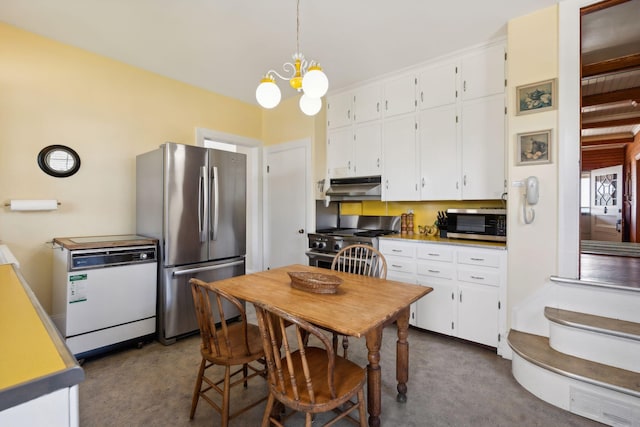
211, 166, 219, 241
198, 166, 207, 243
172, 259, 245, 276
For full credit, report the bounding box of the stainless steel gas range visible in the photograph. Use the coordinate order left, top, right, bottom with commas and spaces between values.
306, 215, 400, 269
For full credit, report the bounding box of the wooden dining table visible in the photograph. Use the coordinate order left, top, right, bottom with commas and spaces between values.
212, 264, 432, 427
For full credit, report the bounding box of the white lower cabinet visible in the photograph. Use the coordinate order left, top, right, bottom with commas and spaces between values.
380, 239, 506, 352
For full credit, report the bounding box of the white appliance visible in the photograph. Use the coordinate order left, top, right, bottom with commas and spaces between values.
51, 235, 158, 358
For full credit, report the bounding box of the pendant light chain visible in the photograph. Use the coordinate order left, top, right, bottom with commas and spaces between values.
296, 0, 300, 55
255, 0, 328, 115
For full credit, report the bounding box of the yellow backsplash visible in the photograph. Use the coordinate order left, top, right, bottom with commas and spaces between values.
340, 200, 505, 229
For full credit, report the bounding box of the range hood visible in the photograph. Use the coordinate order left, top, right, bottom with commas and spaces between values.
325, 176, 382, 201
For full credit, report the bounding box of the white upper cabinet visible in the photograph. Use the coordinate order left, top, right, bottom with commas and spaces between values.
383, 73, 417, 118
326, 127, 353, 178
353, 84, 382, 123
325, 41, 506, 200
460, 94, 506, 200
354, 122, 382, 177
460, 44, 505, 101
326, 92, 352, 129
419, 61, 458, 110
382, 115, 419, 201
419, 104, 460, 200
326, 85, 383, 178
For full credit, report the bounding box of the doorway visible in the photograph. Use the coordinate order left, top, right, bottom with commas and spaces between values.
579, 0, 640, 282
263, 139, 312, 270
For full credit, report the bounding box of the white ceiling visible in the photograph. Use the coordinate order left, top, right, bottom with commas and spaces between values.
0, 0, 559, 106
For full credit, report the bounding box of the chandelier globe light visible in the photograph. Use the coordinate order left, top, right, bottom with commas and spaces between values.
299, 93, 322, 116
255, 75, 282, 109
255, 0, 328, 116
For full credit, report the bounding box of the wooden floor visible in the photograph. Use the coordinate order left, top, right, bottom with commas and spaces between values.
580, 253, 640, 288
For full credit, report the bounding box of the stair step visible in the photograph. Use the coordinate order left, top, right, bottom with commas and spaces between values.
545, 307, 640, 341
545, 307, 640, 372
508, 329, 640, 398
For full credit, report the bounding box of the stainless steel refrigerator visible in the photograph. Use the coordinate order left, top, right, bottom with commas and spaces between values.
136, 142, 246, 344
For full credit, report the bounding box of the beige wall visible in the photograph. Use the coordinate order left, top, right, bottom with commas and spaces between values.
506, 6, 559, 326
0, 23, 263, 311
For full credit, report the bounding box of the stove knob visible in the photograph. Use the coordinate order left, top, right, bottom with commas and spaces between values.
334, 243, 341, 251
140, 253, 148, 260
311, 242, 319, 249
318, 242, 326, 249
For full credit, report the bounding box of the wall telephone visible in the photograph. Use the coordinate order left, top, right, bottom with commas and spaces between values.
523, 176, 538, 224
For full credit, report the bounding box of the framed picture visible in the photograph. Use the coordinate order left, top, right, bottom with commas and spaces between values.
516, 130, 552, 166
516, 79, 556, 115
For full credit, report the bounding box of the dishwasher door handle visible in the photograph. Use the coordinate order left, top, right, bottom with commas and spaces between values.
172, 259, 245, 276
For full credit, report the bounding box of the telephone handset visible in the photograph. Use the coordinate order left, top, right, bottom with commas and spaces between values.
523, 176, 538, 224
525, 176, 539, 205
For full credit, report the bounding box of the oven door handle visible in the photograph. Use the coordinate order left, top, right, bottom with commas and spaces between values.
306, 251, 337, 261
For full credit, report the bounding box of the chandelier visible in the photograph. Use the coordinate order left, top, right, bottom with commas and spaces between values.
255, 0, 329, 116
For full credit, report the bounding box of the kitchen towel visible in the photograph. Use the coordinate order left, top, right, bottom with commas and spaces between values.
10, 199, 59, 211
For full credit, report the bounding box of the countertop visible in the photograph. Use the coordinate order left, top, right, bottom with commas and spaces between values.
53, 234, 157, 251
380, 233, 507, 250
0, 263, 84, 411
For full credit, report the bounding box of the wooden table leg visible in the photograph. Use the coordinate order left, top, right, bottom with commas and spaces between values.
365, 327, 383, 427
396, 307, 410, 403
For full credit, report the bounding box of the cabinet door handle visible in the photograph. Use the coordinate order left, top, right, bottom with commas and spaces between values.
385, 179, 389, 189
377, 102, 380, 112
348, 109, 351, 119
451, 292, 454, 300
421, 91, 424, 103
348, 161, 351, 170
459, 292, 462, 302
392, 264, 403, 268
385, 100, 388, 111
463, 80, 467, 92
470, 275, 485, 281
377, 158, 380, 168
427, 269, 440, 274
470, 257, 484, 261
428, 253, 440, 257
421, 177, 425, 188
392, 249, 402, 253
463, 175, 467, 186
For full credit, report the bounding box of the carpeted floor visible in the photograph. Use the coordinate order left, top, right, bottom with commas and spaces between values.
78, 311, 603, 426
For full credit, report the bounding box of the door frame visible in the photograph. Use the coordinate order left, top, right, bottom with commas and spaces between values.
196, 127, 263, 273
262, 138, 313, 270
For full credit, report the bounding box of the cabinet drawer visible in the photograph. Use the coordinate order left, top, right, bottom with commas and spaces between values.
416, 245, 454, 263
379, 241, 416, 258
417, 262, 454, 280
386, 257, 416, 274
457, 250, 500, 268
457, 268, 499, 286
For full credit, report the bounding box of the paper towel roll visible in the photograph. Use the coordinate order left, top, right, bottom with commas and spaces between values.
10, 199, 59, 211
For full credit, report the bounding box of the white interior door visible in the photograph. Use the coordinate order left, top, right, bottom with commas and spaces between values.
264, 140, 311, 270
590, 165, 622, 242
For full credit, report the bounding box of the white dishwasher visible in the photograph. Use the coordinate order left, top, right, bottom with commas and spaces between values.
51, 235, 158, 359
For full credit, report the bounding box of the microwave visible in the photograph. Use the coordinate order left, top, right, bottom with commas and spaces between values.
446, 208, 507, 242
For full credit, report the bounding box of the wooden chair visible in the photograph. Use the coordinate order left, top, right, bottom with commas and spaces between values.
331, 243, 387, 279
189, 278, 267, 427
253, 301, 367, 427
330, 244, 387, 357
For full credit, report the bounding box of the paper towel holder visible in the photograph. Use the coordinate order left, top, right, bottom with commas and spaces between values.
37, 145, 81, 178
4, 200, 62, 209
